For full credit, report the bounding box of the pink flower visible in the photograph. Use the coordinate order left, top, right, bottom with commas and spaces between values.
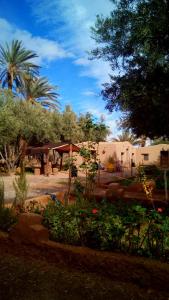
92, 208, 99, 214
157, 207, 163, 213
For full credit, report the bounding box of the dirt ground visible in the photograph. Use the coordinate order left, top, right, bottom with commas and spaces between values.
3, 171, 70, 203
3, 170, 116, 204
0, 237, 169, 300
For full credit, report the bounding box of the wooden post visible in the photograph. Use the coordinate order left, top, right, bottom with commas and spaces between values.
60, 153, 63, 170
46, 151, 49, 176
67, 143, 73, 203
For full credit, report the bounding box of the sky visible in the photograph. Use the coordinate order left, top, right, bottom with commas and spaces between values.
0, 0, 120, 138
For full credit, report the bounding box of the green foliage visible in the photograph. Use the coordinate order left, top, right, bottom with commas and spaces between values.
0, 176, 17, 231
61, 105, 82, 143
43, 200, 169, 259
112, 131, 145, 146
13, 169, 29, 207
139, 165, 161, 179
79, 145, 98, 197
91, 0, 169, 138
0, 93, 60, 172
0, 208, 17, 231
21, 76, 59, 110
0, 39, 39, 90
120, 177, 135, 186
78, 113, 110, 142
151, 138, 169, 145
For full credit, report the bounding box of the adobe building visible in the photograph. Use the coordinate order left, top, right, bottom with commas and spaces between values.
76, 142, 169, 174
135, 144, 169, 167
25, 141, 169, 176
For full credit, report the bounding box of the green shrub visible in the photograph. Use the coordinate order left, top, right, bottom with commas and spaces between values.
0, 208, 17, 231
140, 165, 161, 179
13, 170, 29, 207
43, 203, 80, 245
43, 200, 169, 260
155, 171, 169, 190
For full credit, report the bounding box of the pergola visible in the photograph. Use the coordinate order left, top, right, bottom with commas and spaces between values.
26, 142, 80, 175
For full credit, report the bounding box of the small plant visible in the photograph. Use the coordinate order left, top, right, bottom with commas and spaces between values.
79, 145, 98, 198
137, 165, 155, 208
0, 207, 17, 231
13, 167, 29, 209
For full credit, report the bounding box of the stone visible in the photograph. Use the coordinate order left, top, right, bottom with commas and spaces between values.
107, 182, 120, 188
25, 195, 52, 209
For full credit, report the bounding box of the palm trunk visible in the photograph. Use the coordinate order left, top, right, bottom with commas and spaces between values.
7, 72, 13, 90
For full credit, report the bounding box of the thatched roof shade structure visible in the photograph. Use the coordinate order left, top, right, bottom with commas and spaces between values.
26, 142, 80, 155
26, 142, 80, 174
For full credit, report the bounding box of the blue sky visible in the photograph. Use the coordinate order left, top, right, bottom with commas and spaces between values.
0, 0, 120, 138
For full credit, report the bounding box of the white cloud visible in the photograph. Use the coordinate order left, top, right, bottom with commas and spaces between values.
0, 18, 72, 65
82, 90, 97, 97
28, 0, 114, 85
27, 0, 120, 136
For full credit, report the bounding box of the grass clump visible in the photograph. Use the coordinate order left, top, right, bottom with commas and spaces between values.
13, 168, 29, 208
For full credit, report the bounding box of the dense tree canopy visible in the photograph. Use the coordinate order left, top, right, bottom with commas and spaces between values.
0, 91, 57, 171
78, 113, 110, 142
0, 91, 110, 171
91, 0, 169, 139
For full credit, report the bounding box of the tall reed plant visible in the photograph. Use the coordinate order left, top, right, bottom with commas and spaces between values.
13, 168, 29, 208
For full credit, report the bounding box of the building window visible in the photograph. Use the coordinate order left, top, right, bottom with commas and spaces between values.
142, 154, 149, 161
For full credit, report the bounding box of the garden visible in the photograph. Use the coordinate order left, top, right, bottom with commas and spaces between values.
1, 157, 169, 262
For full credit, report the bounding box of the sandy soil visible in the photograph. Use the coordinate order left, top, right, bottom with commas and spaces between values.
3, 171, 69, 203
3, 170, 117, 204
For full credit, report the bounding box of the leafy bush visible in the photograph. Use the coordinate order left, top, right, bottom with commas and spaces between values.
43, 200, 169, 259
140, 165, 161, 179
43, 203, 80, 245
155, 171, 169, 190
0, 177, 16, 231
0, 208, 17, 231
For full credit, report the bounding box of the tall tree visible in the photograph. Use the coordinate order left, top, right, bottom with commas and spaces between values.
78, 113, 110, 142
0, 40, 39, 90
91, 0, 169, 139
61, 105, 82, 143
112, 131, 144, 146
0, 91, 58, 172
21, 76, 59, 110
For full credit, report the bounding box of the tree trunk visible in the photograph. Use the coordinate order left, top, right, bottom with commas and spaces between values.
18, 137, 28, 167
7, 72, 13, 90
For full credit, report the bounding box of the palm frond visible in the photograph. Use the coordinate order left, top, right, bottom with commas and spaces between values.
0, 40, 40, 90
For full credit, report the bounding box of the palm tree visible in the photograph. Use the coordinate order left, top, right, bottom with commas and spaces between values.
0, 40, 39, 90
21, 76, 59, 110
112, 131, 144, 146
